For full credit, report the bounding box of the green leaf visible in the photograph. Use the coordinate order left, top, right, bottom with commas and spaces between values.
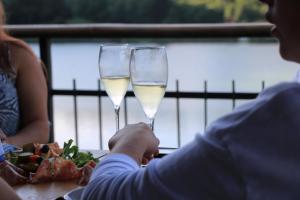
62, 139, 99, 167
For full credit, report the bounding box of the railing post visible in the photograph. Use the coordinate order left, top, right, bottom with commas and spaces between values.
39, 37, 54, 143
232, 80, 236, 109
98, 79, 103, 150
73, 79, 79, 146
124, 96, 128, 126
176, 80, 181, 148
204, 80, 208, 129
262, 80, 265, 90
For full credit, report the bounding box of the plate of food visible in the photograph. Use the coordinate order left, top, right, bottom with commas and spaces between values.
1, 139, 99, 186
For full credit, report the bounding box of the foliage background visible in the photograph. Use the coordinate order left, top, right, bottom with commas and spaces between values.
2, 0, 266, 24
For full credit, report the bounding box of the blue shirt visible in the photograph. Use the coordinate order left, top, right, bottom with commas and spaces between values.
81, 81, 300, 200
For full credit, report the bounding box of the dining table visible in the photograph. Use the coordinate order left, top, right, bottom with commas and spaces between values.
12, 150, 108, 200
13, 180, 80, 200
11, 149, 170, 199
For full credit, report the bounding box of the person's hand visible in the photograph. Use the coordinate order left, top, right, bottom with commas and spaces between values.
109, 123, 160, 165
0, 161, 28, 186
78, 164, 93, 186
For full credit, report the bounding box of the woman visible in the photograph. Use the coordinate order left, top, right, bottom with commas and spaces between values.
0, 1, 49, 146
82, 0, 300, 199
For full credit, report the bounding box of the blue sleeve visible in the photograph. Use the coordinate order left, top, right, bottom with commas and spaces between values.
81, 136, 244, 200
81, 153, 141, 199
80, 82, 300, 200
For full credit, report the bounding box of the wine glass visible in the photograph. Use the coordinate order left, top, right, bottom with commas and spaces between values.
99, 44, 131, 131
130, 46, 168, 130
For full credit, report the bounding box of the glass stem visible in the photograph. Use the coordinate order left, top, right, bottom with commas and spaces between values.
149, 118, 154, 131
114, 106, 120, 131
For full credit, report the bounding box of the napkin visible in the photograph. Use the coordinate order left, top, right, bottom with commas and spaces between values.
2, 143, 20, 153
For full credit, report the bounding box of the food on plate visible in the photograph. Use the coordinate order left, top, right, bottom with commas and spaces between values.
30, 157, 96, 185
0, 139, 99, 186
35, 143, 63, 158
62, 139, 98, 167
22, 143, 35, 153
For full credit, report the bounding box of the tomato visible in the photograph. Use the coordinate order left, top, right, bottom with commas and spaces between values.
29, 155, 40, 163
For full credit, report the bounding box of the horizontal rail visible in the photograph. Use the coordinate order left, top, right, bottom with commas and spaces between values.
51, 90, 258, 100
5, 23, 272, 38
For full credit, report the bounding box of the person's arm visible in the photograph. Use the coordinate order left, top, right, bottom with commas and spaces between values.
0, 177, 21, 200
81, 81, 300, 200
6, 43, 49, 146
81, 123, 243, 200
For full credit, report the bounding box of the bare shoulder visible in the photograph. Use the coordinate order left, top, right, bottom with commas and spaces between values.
7, 41, 40, 72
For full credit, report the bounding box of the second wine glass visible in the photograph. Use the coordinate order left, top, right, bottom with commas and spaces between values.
99, 44, 131, 131
130, 46, 168, 130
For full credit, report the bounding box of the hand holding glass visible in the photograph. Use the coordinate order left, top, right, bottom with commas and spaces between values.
99, 44, 130, 131
130, 46, 168, 130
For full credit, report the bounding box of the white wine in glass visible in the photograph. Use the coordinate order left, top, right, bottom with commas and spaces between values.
130, 46, 168, 130
101, 76, 130, 107
99, 44, 131, 131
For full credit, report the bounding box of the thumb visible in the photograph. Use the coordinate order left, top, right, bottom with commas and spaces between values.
0, 130, 7, 141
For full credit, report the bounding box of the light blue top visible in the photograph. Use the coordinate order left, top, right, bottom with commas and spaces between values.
81, 81, 300, 200
0, 43, 20, 136
0, 71, 19, 136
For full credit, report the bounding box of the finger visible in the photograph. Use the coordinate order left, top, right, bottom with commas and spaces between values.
0, 132, 7, 141
142, 157, 149, 165
108, 139, 114, 150
108, 129, 124, 150
7, 161, 27, 177
156, 137, 160, 146
144, 153, 155, 162
154, 149, 159, 156
78, 165, 93, 186
149, 139, 160, 156
137, 122, 152, 131
0, 160, 8, 167
108, 136, 118, 150
2, 165, 28, 186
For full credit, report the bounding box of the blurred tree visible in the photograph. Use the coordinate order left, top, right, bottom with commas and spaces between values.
2, 0, 265, 24
65, 0, 172, 23
65, 0, 110, 23
165, 3, 223, 23
176, 0, 266, 22
139, 0, 172, 23
3, 0, 71, 24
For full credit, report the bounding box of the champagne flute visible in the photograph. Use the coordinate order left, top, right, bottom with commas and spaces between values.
99, 44, 130, 131
130, 46, 168, 130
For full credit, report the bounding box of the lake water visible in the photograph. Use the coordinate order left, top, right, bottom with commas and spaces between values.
31, 40, 299, 150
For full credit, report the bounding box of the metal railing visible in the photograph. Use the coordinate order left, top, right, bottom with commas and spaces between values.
6, 23, 273, 149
